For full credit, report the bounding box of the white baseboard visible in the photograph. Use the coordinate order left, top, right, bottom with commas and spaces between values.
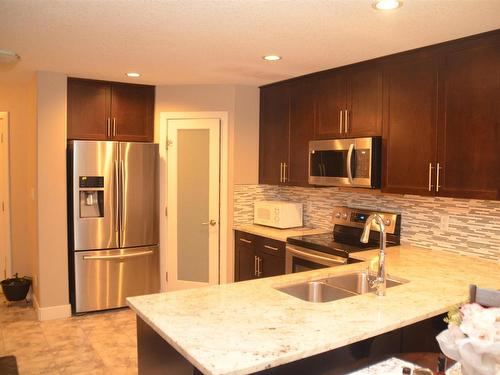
32, 294, 71, 321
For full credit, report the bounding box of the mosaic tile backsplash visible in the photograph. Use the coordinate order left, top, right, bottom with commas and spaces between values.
234, 185, 500, 261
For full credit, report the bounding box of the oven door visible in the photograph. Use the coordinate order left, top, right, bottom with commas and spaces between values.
285, 245, 348, 274
308, 137, 379, 188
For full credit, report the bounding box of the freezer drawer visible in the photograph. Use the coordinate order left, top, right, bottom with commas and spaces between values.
73, 246, 159, 313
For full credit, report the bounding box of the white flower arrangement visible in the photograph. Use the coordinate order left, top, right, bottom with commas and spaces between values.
436, 303, 500, 375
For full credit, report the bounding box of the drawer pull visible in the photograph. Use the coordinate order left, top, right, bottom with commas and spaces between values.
264, 245, 279, 251
239, 238, 252, 244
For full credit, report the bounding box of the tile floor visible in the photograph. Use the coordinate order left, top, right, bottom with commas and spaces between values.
0, 294, 138, 374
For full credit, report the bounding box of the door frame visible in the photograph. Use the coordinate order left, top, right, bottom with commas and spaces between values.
0, 112, 12, 280
159, 112, 229, 291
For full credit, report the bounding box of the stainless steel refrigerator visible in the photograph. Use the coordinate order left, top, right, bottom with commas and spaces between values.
67, 140, 159, 313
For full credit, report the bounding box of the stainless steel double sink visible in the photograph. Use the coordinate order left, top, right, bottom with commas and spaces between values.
275, 271, 408, 303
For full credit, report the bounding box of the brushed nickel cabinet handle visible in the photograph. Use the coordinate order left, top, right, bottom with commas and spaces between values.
344, 109, 349, 134
264, 245, 279, 251
112, 117, 116, 136
254, 255, 258, 276
279, 162, 283, 183
283, 163, 287, 182
257, 257, 262, 277
239, 238, 252, 244
428, 163, 434, 191
339, 110, 343, 133
436, 163, 442, 192
107, 118, 111, 138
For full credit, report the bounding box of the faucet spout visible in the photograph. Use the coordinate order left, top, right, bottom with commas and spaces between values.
360, 214, 387, 297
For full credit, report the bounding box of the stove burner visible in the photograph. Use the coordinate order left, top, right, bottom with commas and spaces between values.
287, 223, 400, 259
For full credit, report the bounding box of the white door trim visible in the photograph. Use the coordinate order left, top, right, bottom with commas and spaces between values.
0, 111, 12, 280
159, 112, 229, 292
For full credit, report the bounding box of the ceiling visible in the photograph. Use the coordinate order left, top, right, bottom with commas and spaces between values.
1, 0, 499, 86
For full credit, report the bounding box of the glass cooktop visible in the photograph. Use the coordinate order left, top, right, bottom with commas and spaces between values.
287, 227, 399, 259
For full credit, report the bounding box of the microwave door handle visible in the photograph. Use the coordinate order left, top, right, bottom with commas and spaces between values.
346, 143, 355, 184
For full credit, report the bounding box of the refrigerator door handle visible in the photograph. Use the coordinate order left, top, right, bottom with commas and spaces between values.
114, 160, 120, 233
83, 250, 154, 261
120, 159, 125, 233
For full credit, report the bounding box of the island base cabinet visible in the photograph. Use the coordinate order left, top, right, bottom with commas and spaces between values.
136, 314, 446, 375
137, 317, 203, 375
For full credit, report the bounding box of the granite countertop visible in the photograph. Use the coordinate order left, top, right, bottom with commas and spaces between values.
127, 245, 499, 375
233, 223, 330, 242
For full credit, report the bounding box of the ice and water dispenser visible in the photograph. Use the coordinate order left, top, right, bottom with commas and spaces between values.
79, 176, 104, 218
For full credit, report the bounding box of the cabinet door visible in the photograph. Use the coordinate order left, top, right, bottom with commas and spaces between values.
314, 70, 347, 139
67, 78, 110, 140
437, 37, 500, 200
347, 64, 382, 137
258, 251, 285, 278
236, 246, 257, 282
234, 231, 257, 282
382, 53, 439, 195
259, 84, 290, 185
111, 83, 155, 142
288, 79, 315, 186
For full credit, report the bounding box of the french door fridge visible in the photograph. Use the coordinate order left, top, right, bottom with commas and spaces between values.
68, 140, 159, 313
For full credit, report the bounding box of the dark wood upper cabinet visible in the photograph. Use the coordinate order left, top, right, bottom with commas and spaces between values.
67, 78, 155, 142
111, 83, 155, 142
67, 79, 110, 140
259, 84, 290, 185
314, 65, 382, 139
259, 30, 500, 199
347, 64, 383, 138
437, 36, 500, 200
288, 79, 315, 186
314, 71, 347, 139
381, 52, 439, 196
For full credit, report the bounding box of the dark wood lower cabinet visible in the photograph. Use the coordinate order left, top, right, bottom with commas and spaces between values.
236, 245, 257, 282
136, 314, 446, 375
234, 231, 285, 282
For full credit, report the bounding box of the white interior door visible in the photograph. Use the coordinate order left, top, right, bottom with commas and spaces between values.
166, 118, 220, 291
0, 112, 11, 280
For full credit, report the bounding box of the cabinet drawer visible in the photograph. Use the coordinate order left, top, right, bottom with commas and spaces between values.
235, 231, 256, 249
256, 236, 285, 257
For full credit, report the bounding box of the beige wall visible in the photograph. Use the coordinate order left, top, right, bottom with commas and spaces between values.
155, 84, 259, 282
234, 86, 259, 185
0, 73, 37, 281
35, 71, 69, 308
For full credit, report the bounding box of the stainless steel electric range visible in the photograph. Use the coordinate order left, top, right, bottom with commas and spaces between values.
285, 207, 401, 274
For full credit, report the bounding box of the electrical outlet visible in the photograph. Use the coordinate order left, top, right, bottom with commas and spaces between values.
440, 214, 449, 232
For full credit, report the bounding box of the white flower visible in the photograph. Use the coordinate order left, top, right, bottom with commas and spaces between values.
459, 304, 500, 343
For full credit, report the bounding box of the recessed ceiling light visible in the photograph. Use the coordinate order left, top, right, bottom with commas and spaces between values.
0, 49, 21, 64
263, 55, 282, 62
373, 0, 402, 10
126, 72, 141, 77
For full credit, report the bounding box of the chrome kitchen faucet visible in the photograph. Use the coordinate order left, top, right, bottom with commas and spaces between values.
360, 214, 387, 297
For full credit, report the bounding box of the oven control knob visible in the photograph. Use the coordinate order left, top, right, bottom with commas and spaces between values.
334, 212, 341, 219
342, 213, 348, 220
384, 219, 391, 226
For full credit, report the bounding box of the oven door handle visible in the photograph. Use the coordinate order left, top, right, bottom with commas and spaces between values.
287, 247, 347, 265
346, 143, 354, 184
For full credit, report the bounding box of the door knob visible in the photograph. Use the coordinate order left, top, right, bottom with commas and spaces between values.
201, 220, 217, 226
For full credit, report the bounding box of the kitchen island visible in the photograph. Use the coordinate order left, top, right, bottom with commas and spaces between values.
127, 245, 499, 375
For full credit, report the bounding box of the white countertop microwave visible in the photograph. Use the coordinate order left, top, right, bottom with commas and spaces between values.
253, 201, 303, 229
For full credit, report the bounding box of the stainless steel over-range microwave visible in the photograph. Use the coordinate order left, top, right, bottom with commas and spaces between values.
308, 136, 381, 188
